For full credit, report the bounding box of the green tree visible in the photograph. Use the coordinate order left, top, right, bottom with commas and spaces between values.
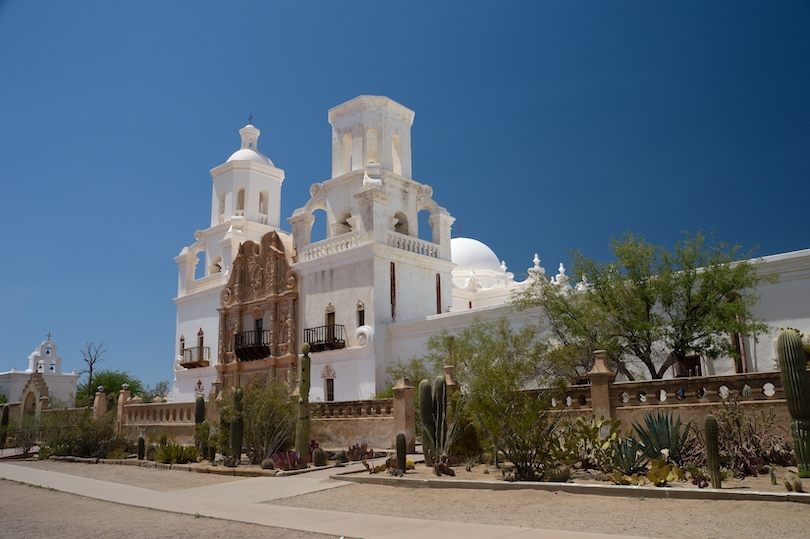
76, 369, 143, 409
430, 319, 561, 481
513, 232, 773, 380
142, 380, 171, 402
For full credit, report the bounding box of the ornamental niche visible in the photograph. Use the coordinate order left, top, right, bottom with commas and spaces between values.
217, 231, 300, 387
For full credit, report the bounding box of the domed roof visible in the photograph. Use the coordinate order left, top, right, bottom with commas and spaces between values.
451, 237, 502, 273
226, 148, 274, 166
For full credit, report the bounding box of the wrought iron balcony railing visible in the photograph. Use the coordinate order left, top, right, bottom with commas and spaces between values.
304, 324, 347, 352
234, 330, 274, 362
179, 346, 210, 368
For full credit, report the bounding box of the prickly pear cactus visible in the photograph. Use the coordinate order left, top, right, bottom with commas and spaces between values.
396, 432, 407, 471
705, 414, 722, 488
777, 330, 810, 477
295, 343, 312, 457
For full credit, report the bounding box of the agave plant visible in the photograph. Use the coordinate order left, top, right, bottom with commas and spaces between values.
632, 410, 690, 466
611, 436, 648, 476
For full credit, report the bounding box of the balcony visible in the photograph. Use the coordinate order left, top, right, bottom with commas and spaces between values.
234, 330, 274, 361
179, 346, 210, 369
304, 324, 347, 352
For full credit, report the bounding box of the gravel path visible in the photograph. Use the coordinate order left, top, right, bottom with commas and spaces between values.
4, 459, 810, 539
0, 479, 337, 539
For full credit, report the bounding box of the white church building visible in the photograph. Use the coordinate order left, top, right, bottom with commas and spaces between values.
0, 337, 80, 414
168, 95, 810, 403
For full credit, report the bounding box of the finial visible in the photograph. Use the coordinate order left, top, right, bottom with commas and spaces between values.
46, 331, 52, 341
248, 112, 253, 125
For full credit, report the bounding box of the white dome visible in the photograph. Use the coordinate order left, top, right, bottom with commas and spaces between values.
226, 148, 274, 166
451, 237, 502, 273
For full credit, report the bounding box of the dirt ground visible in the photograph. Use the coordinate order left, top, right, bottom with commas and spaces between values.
3, 459, 810, 539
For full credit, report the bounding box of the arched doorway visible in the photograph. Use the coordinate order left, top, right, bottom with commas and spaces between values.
23, 391, 36, 416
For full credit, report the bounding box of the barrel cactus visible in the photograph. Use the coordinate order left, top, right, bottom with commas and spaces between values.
705, 414, 721, 488
544, 464, 571, 483
295, 343, 312, 457
313, 447, 328, 466
777, 330, 810, 477
396, 432, 407, 471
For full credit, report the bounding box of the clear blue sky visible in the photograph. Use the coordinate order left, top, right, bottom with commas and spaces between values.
1, 1, 808, 388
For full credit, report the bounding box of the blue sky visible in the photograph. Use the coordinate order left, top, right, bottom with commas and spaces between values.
1, 1, 808, 388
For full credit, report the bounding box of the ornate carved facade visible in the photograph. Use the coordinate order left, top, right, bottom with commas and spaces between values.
216, 231, 300, 390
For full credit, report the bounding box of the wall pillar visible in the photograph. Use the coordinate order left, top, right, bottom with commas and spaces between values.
117, 385, 131, 435
392, 378, 416, 452
93, 388, 106, 419
588, 350, 616, 419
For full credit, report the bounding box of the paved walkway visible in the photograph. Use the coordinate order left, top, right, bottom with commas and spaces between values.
0, 460, 659, 539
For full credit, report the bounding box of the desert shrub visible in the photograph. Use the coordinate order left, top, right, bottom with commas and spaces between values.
155, 443, 198, 464
216, 380, 295, 464
682, 393, 795, 477
553, 415, 622, 472
39, 408, 133, 458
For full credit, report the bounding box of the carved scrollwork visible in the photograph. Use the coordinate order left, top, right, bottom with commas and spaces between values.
355, 325, 373, 347
221, 288, 232, 305
309, 182, 322, 197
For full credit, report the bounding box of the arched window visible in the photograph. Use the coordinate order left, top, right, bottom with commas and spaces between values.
45, 344, 52, 356
392, 135, 402, 175
342, 133, 353, 173
49, 360, 56, 373
310, 208, 327, 243
393, 211, 409, 235
236, 188, 245, 215
418, 209, 433, 242
194, 252, 206, 280
259, 191, 268, 215
366, 129, 378, 164
333, 211, 354, 235
197, 329, 204, 349
208, 255, 222, 274
356, 300, 365, 327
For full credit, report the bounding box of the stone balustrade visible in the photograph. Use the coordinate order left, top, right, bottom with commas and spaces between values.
123, 402, 197, 425
311, 399, 394, 418
186, 273, 223, 294
387, 231, 438, 258
301, 232, 361, 261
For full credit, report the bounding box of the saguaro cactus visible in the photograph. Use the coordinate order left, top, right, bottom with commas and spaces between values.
295, 343, 312, 457
195, 394, 206, 424
705, 414, 721, 488
396, 432, 407, 471
777, 330, 810, 477
137, 434, 145, 460
419, 375, 448, 465
230, 388, 244, 464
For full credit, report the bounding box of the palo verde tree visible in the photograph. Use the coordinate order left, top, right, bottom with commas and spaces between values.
513, 232, 773, 380
433, 319, 561, 481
